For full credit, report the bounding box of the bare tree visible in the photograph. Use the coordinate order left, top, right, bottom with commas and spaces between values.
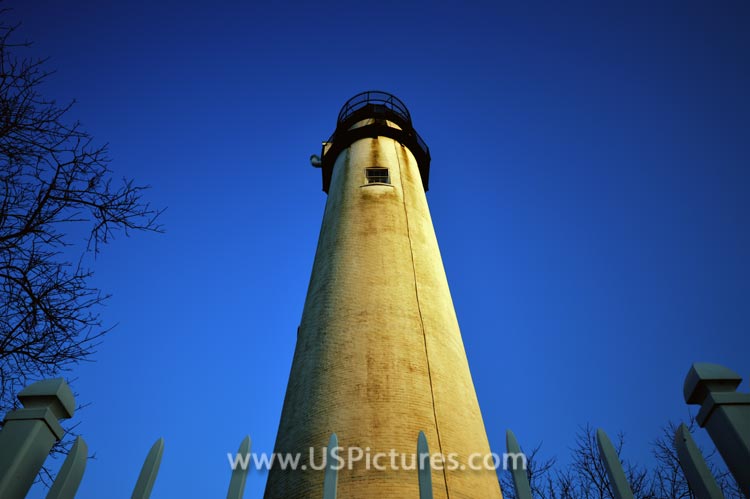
501, 421, 743, 499
0, 14, 162, 421
500, 426, 653, 499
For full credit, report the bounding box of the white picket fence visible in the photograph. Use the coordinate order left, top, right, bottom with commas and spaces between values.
0, 363, 747, 498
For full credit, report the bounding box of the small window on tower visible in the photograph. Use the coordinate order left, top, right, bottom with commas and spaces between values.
365, 167, 390, 184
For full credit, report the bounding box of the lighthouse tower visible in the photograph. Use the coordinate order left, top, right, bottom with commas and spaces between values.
264, 91, 503, 499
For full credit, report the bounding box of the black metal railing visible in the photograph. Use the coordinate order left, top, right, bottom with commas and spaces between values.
331, 91, 430, 166
337, 90, 412, 127
319, 91, 432, 192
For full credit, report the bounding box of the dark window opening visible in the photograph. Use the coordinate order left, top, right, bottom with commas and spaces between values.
366, 167, 390, 184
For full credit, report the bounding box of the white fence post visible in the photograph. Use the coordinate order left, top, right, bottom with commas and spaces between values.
684, 363, 750, 497
0, 378, 75, 498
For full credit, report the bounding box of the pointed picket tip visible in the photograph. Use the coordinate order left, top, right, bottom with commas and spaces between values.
674, 424, 725, 499
327, 432, 338, 450
505, 430, 521, 457
323, 433, 339, 499
47, 436, 88, 499
417, 431, 429, 458
505, 430, 532, 499
417, 431, 433, 499
227, 436, 252, 499
596, 429, 634, 499
131, 438, 164, 499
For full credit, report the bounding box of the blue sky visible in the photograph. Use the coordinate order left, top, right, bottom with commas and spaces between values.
7, 1, 749, 497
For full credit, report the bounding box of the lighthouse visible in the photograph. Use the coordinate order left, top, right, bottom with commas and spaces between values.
264, 91, 503, 499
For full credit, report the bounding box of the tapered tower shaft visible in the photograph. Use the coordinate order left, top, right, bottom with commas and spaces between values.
264, 92, 502, 499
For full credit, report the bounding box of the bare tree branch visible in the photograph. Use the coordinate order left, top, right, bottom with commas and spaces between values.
499, 422, 744, 499
0, 10, 163, 485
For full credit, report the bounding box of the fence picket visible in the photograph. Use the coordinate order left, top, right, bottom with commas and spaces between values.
417, 431, 433, 499
506, 430, 532, 499
323, 433, 338, 499
47, 436, 88, 499
227, 436, 252, 499
131, 438, 164, 499
596, 428, 634, 499
674, 423, 725, 499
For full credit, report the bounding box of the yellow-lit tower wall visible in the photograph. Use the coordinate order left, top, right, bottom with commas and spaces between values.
264, 92, 503, 499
